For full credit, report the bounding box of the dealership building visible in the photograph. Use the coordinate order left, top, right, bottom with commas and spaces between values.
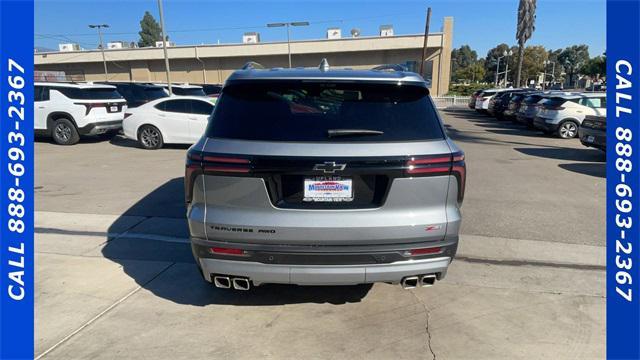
35, 17, 453, 95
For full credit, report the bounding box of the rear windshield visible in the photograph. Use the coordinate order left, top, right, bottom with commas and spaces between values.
542, 97, 572, 107
208, 81, 444, 142
55, 87, 122, 100
172, 87, 206, 97
141, 87, 168, 101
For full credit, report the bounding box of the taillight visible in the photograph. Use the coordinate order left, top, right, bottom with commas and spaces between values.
75, 102, 108, 115
209, 247, 248, 256
407, 247, 443, 256
185, 150, 251, 203
405, 151, 466, 203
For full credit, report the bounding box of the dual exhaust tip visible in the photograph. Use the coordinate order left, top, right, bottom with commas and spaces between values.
213, 275, 251, 291
401, 274, 437, 289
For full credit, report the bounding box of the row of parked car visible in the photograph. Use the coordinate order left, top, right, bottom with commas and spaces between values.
34, 81, 222, 148
469, 88, 606, 150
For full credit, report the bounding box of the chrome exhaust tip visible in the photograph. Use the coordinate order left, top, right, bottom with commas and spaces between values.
420, 274, 437, 287
213, 276, 231, 289
232, 277, 251, 291
401, 276, 419, 289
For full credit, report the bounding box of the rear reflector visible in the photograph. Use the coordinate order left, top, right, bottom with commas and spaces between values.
209, 247, 248, 256
409, 247, 442, 256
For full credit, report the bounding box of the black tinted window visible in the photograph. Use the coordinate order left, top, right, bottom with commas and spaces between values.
172, 87, 206, 96
202, 85, 223, 95
143, 88, 168, 101
35, 86, 49, 102
156, 99, 190, 113
208, 81, 444, 142
191, 100, 214, 115
55, 87, 122, 100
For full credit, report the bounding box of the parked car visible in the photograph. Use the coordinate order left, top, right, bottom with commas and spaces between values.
503, 92, 531, 121
515, 93, 546, 127
123, 96, 214, 149
34, 82, 127, 145
533, 92, 606, 138
475, 88, 508, 113
155, 83, 207, 97
102, 82, 169, 108
491, 89, 528, 120
185, 62, 465, 290
468, 90, 482, 109
579, 115, 606, 151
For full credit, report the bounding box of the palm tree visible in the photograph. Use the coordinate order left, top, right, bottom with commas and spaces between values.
515, 0, 537, 87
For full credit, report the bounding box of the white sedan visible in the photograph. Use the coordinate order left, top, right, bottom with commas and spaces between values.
123, 96, 214, 149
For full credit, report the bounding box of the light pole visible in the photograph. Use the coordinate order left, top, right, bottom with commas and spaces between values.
88, 24, 109, 81
157, 0, 172, 95
267, 21, 309, 68
495, 50, 513, 87
503, 50, 513, 87
542, 60, 555, 90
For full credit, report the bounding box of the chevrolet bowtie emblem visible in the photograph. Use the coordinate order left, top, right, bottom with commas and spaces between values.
313, 161, 347, 174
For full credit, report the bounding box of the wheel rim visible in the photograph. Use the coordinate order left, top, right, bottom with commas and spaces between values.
560, 122, 577, 138
141, 127, 160, 147
55, 123, 72, 142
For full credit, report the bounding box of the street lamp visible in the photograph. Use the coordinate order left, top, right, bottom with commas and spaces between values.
542, 60, 555, 90
267, 21, 309, 68
88, 24, 109, 81
495, 50, 513, 87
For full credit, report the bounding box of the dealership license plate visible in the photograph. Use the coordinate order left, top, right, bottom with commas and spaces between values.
586, 135, 595, 143
110, 105, 118, 112
303, 177, 353, 202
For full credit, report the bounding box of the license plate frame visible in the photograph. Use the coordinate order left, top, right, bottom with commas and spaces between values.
303, 176, 353, 202
586, 135, 595, 143
109, 105, 119, 112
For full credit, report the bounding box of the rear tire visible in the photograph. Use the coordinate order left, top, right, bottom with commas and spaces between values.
557, 120, 579, 139
52, 118, 80, 145
138, 125, 164, 149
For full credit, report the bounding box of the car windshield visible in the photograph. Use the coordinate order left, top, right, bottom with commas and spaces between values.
208, 81, 445, 142
55, 87, 122, 100
142, 87, 169, 101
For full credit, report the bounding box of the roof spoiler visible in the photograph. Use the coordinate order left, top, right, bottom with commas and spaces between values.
241, 61, 265, 70
371, 64, 408, 72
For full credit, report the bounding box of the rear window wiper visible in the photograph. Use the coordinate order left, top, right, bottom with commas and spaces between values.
327, 129, 384, 138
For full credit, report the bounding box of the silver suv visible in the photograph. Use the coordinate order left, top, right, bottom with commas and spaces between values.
185, 61, 466, 290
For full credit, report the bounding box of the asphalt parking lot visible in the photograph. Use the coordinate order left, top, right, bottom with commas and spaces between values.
35, 109, 606, 359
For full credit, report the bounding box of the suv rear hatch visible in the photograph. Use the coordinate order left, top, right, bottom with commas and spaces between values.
187, 80, 464, 246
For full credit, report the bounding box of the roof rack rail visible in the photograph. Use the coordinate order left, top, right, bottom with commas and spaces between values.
241, 61, 265, 70
371, 64, 408, 72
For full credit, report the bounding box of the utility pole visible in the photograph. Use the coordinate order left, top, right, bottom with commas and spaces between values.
419, 7, 432, 77
157, 0, 172, 95
495, 57, 501, 86
88, 24, 109, 81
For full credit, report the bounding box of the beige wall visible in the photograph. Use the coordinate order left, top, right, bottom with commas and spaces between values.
35, 19, 453, 95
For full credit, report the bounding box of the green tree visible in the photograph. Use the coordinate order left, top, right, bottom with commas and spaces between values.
456, 62, 486, 83
138, 11, 162, 47
483, 44, 516, 84
519, 45, 548, 85
451, 45, 478, 81
515, 0, 537, 86
580, 55, 606, 79
557, 44, 590, 87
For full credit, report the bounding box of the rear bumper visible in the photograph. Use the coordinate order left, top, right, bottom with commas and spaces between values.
78, 120, 123, 135
579, 127, 606, 150
191, 237, 457, 286
198, 256, 451, 286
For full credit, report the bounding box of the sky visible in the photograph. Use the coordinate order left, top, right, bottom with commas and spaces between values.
34, 0, 606, 57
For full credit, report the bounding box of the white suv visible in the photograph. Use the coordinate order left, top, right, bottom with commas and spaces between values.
474, 88, 508, 112
35, 82, 127, 145
533, 92, 606, 138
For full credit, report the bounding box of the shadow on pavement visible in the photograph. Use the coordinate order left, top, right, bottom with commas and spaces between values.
558, 163, 606, 178
109, 135, 192, 150
104, 177, 373, 306
515, 147, 606, 163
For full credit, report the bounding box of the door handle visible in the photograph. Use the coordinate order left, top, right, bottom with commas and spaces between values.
188, 117, 197, 120
38, 106, 45, 109
158, 113, 166, 117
